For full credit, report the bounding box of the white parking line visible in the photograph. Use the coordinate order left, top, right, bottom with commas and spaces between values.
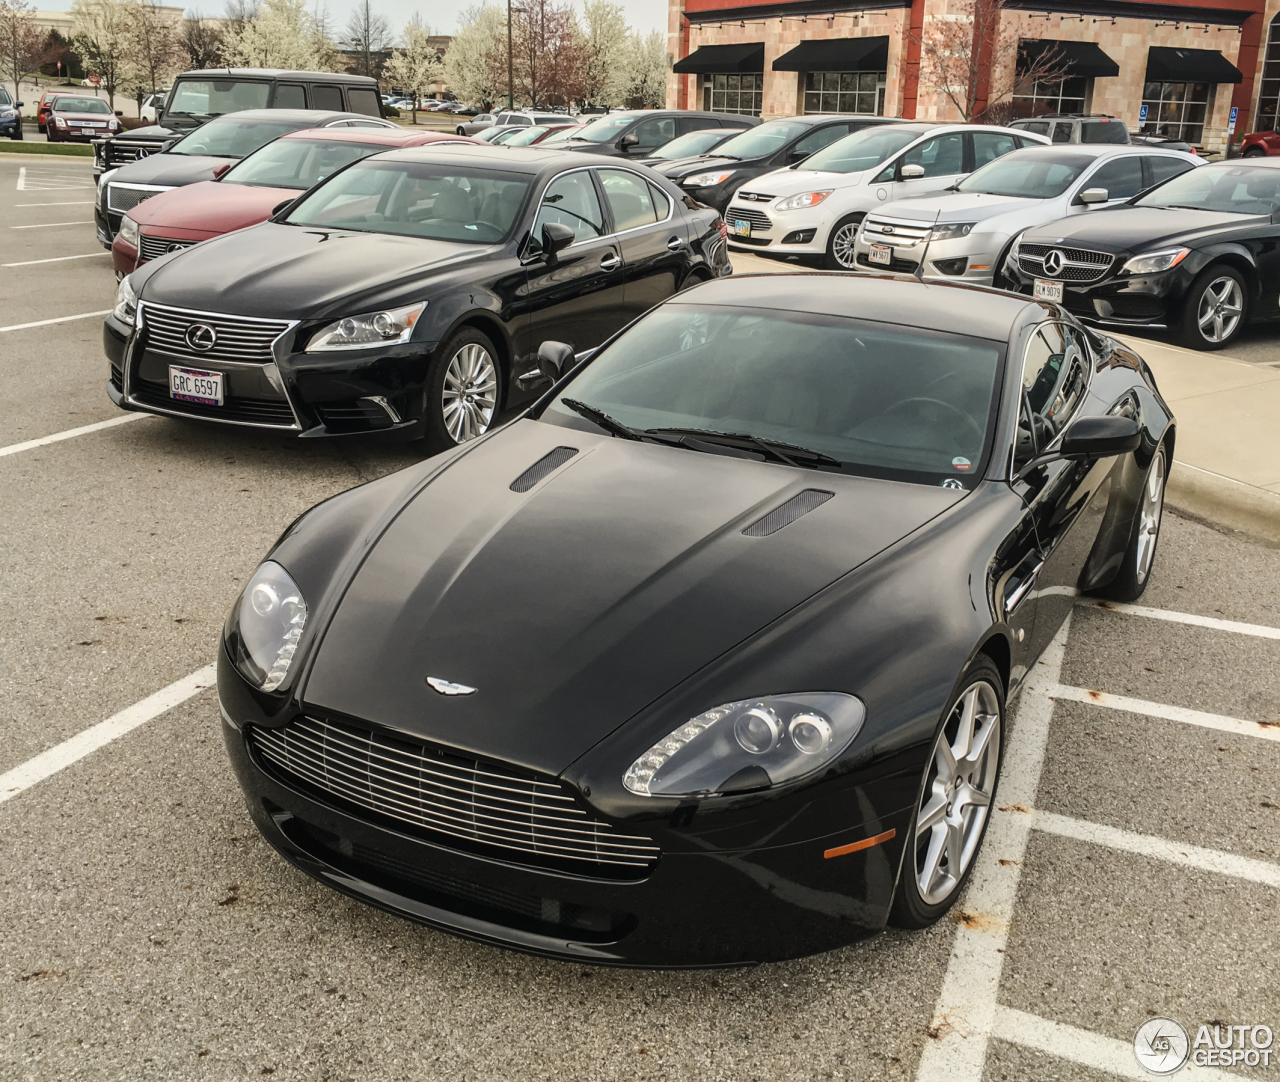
15, 166, 94, 191
1053, 684, 1280, 743
0, 665, 216, 804
0, 309, 111, 333
10, 220, 92, 229
15, 200, 95, 207
1, 252, 111, 267
1084, 598, 1280, 640
915, 616, 1072, 1082
0, 413, 146, 458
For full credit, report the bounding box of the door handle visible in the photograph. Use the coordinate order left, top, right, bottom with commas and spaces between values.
667, 237, 684, 251
600, 254, 621, 270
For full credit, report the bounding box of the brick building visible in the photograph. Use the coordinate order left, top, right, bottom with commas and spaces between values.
666, 0, 1280, 153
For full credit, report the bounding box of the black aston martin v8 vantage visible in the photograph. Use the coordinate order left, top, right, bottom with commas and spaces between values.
103, 145, 729, 451
218, 274, 1173, 966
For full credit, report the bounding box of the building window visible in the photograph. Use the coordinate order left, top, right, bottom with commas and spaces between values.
703, 74, 762, 116
1141, 81, 1212, 144
1012, 75, 1089, 116
1256, 13, 1280, 132
803, 71, 884, 115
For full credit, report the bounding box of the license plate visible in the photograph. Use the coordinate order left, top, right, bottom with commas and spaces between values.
732, 219, 751, 237
170, 365, 223, 406
869, 244, 892, 266
1034, 278, 1064, 303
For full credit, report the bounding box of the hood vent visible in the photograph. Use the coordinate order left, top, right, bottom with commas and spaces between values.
743, 489, 834, 537
510, 446, 578, 493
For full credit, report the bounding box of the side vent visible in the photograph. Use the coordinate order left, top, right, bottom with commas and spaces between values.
742, 489, 834, 537
510, 446, 579, 493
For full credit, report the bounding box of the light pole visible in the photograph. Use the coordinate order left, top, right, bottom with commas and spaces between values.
507, 0, 514, 109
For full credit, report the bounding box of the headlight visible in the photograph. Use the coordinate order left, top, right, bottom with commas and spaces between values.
223, 561, 308, 692
54, 116, 68, 129
113, 274, 137, 324
1122, 246, 1190, 275
683, 170, 736, 188
775, 190, 833, 212
930, 221, 976, 242
117, 214, 139, 248
305, 301, 427, 352
622, 692, 865, 797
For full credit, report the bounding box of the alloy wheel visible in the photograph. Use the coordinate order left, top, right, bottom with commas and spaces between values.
1135, 450, 1166, 585
441, 342, 497, 444
1196, 276, 1243, 343
830, 222, 860, 269
913, 680, 1002, 906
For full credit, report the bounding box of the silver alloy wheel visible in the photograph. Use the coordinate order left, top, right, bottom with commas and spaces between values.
1196, 275, 1243, 343
1135, 450, 1166, 585
914, 680, 1002, 906
831, 221, 860, 268
442, 342, 498, 444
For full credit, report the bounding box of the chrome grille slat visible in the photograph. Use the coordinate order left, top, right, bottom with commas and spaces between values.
249, 717, 660, 870
1018, 242, 1114, 284
140, 304, 292, 365
863, 214, 932, 248
139, 235, 196, 262
727, 206, 772, 232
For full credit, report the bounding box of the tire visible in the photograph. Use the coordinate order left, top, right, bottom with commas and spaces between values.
1243, 147, 1266, 158
456, 126, 466, 136
1094, 444, 1167, 603
890, 656, 1005, 930
423, 326, 503, 454
823, 214, 864, 270
1178, 263, 1247, 350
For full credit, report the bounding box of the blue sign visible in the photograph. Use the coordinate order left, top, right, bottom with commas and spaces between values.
1138, 104, 1148, 124
1229, 105, 1239, 134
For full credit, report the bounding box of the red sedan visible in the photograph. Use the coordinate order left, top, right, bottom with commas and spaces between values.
44, 95, 121, 142
112, 127, 477, 276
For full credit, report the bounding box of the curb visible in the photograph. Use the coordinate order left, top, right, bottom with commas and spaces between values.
1167, 461, 1280, 545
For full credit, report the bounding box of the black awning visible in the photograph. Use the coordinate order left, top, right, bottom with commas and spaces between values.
1146, 46, 1243, 83
1018, 39, 1118, 79
673, 43, 765, 74
772, 36, 890, 72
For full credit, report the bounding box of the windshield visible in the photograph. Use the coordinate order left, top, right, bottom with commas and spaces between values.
53, 97, 110, 114
801, 126, 921, 174
648, 128, 730, 159
224, 137, 387, 189
958, 149, 1094, 198
284, 159, 531, 243
1136, 164, 1280, 215
170, 117, 315, 159
545, 304, 1003, 485
504, 125, 557, 146
165, 79, 269, 120
571, 114, 636, 143
712, 121, 808, 159
0, 88, 11, 106
540, 125, 583, 144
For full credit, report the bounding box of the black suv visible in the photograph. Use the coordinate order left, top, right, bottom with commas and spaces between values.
92, 68, 384, 176
556, 109, 759, 159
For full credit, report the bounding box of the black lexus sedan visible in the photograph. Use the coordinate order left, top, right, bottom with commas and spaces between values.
217, 273, 1173, 966
654, 114, 902, 214
1002, 158, 1280, 349
103, 145, 729, 450
95, 108, 396, 244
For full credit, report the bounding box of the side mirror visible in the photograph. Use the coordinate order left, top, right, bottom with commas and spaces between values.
540, 221, 575, 262
787, 148, 809, 164
212, 163, 231, 179
537, 340, 575, 382
618, 132, 639, 151
900, 163, 926, 180
114, 110, 123, 117
1079, 187, 1109, 205
1061, 415, 1141, 459
160, 137, 178, 152
15, 101, 23, 108
271, 197, 296, 218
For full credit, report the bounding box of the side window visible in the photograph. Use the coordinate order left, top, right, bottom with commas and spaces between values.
494, 113, 511, 125
901, 132, 964, 178
1023, 121, 1049, 137
792, 124, 849, 158
311, 85, 343, 111
1087, 156, 1145, 200
599, 169, 660, 231
648, 181, 672, 219
513, 114, 533, 125
1019, 323, 1089, 463
677, 116, 716, 135
1081, 120, 1128, 145
1052, 121, 1074, 144
630, 116, 676, 150
346, 88, 381, 116
972, 131, 1016, 168
1148, 154, 1193, 187
273, 83, 305, 109
533, 170, 606, 245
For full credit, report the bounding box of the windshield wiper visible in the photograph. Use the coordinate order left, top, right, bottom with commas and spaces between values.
561, 399, 643, 440
647, 428, 842, 469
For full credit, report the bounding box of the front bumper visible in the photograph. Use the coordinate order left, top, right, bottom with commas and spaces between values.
1002, 255, 1191, 328
724, 202, 832, 256
852, 233, 1004, 286
0, 115, 19, 137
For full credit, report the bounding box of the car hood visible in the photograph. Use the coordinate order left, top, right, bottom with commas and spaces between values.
302, 419, 962, 776
129, 180, 290, 235
878, 190, 1045, 226
108, 152, 232, 188
658, 155, 750, 178
740, 167, 868, 198
1021, 205, 1265, 253
136, 220, 495, 319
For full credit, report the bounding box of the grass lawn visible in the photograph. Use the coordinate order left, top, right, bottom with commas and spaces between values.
0, 139, 93, 156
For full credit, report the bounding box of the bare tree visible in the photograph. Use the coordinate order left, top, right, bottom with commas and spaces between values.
512, 0, 585, 108
129, 0, 179, 96
0, 0, 44, 102
343, 0, 391, 79
180, 12, 224, 69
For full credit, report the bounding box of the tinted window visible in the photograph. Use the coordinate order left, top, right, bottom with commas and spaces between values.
1087, 156, 1145, 200
1081, 120, 1128, 144
958, 150, 1092, 198
224, 137, 385, 189
901, 132, 964, 177
1022, 121, 1050, 136
573, 114, 635, 142
677, 116, 717, 136
170, 116, 315, 158
647, 128, 729, 159
168, 79, 269, 118
792, 124, 849, 157
972, 130, 1016, 168
599, 169, 659, 231
494, 113, 511, 125
512, 115, 533, 125
1148, 155, 1194, 186
631, 115, 675, 150
1136, 164, 1280, 214
1052, 122, 1074, 143
273, 84, 305, 109
712, 120, 808, 159
311, 85, 343, 111
0, 88, 11, 106
534, 170, 605, 243
347, 88, 381, 116
51, 97, 110, 113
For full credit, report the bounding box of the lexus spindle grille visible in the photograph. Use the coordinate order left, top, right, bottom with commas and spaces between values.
140, 304, 292, 365
139, 235, 196, 262
727, 207, 772, 233
1019, 243, 1114, 283
249, 716, 661, 876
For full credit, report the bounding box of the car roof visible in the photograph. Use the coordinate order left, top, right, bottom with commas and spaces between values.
671, 272, 1039, 340
202, 109, 375, 124
1200, 156, 1280, 169
277, 128, 472, 147
376, 144, 615, 173
1006, 143, 1180, 159
174, 68, 377, 84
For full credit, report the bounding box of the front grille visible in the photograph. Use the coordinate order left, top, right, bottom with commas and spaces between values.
726, 206, 772, 232
249, 716, 661, 876
1019, 243, 1114, 284
141, 304, 292, 365
104, 140, 161, 168
856, 251, 919, 273
735, 190, 773, 202
107, 183, 172, 214
132, 374, 297, 427
862, 214, 932, 248
139, 235, 196, 262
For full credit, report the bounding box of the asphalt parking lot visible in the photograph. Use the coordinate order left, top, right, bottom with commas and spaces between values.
2, 153, 1278, 1081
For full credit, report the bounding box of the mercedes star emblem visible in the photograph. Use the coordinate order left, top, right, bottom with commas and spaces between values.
426, 676, 477, 696
185, 323, 217, 351
1042, 249, 1066, 276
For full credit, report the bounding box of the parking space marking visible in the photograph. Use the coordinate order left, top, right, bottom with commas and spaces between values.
0, 309, 111, 333
2, 252, 111, 267
0, 665, 215, 805
10, 220, 93, 229
14, 200, 94, 207
15, 166, 94, 191
0, 413, 146, 458
1053, 684, 1280, 743
1083, 598, 1280, 640
915, 617, 1071, 1082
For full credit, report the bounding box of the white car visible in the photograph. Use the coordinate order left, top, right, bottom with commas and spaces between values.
139, 91, 169, 123
724, 122, 1049, 269
853, 144, 1201, 286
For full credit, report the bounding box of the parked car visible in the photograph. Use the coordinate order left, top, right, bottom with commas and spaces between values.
1003, 158, 1280, 349
852, 145, 1198, 286
0, 87, 22, 140
474, 124, 525, 144
44, 94, 123, 142
656, 114, 903, 214
1130, 132, 1197, 155
499, 123, 580, 147
139, 90, 169, 123
725, 123, 1048, 269
104, 146, 730, 447
92, 69, 386, 177
634, 126, 741, 166
110, 128, 477, 277
539, 124, 586, 145
213, 270, 1173, 965
95, 108, 395, 245
35, 91, 70, 134
558, 109, 760, 159
1008, 114, 1130, 145
457, 109, 564, 136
